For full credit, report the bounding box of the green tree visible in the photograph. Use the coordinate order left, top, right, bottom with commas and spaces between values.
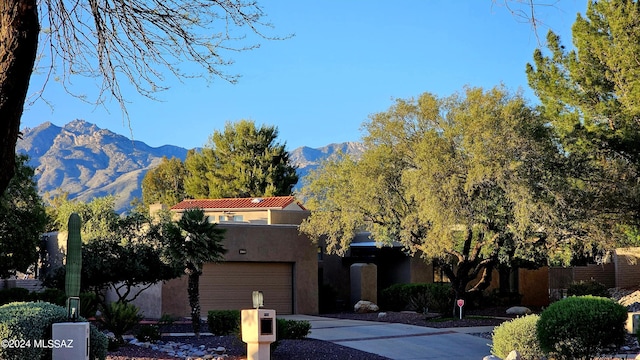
0, 0, 283, 197
46, 195, 119, 241
42, 203, 182, 305
164, 208, 226, 337
526, 0, 640, 252
300, 87, 566, 305
0, 154, 48, 278
184, 120, 298, 198
80, 211, 182, 305
142, 156, 187, 208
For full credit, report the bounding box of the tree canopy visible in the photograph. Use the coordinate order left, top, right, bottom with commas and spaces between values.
0, 154, 48, 278
141, 156, 188, 208
184, 120, 298, 198
300, 86, 567, 298
526, 0, 640, 249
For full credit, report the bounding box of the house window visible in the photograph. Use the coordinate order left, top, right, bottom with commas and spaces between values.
218, 215, 225, 222
233, 215, 244, 222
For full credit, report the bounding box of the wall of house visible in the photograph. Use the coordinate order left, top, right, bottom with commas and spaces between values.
615, 247, 640, 289
269, 210, 310, 225
162, 223, 318, 316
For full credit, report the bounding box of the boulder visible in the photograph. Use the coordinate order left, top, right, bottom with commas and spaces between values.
482, 356, 501, 360
506, 306, 532, 316
354, 300, 379, 313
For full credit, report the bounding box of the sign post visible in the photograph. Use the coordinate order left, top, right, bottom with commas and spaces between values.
457, 299, 465, 320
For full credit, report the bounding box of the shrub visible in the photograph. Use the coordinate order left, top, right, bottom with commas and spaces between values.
31, 288, 66, 306
380, 284, 407, 311
380, 283, 453, 313
566, 280, 610, 298
79, 292, 99, 318
536, 296, 627, 359
0, 301, 107, 360
135, 324, 161, 343
98, 302, 143, 345
271, 318, 311, 351
0, 287, 31, 305
207, 310, 240, 335
491, 314, 544, 360
276, 318, 311, 340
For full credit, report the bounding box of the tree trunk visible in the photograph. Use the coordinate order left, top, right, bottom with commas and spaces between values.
187, 269, 202, 338
0, 0, 39, 195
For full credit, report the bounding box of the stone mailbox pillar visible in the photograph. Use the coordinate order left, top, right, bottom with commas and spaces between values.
241, 309, 276, 360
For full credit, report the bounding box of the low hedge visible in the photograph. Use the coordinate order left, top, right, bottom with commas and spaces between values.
207, 310, 241, 335
380, 283, 452, 313
0, 301, 107, 360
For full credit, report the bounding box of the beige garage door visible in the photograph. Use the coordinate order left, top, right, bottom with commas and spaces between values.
200, 262, 293, 315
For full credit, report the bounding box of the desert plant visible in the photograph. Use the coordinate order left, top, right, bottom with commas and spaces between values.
98, 301, 143, 345
207, 310, 240, 335
31, 288, 66, 306
491, 314, 544, 360
135, 324, 161, 343
566, 280, 610, 298
380, 284, 407, 311
536, 296, 627, 359
65, 212, 82, 319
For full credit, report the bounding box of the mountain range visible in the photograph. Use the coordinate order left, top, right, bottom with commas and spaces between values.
16, 120, 365, 212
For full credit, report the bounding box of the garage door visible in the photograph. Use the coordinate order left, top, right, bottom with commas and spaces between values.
199, 262, 293, 315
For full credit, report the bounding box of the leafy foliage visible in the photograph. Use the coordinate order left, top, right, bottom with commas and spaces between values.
98, 301, 143, 345
184, 120, 298, 198
526, 0, 640, 255
207, 310, 241, 335
0, 154, 48, 278
566, 280, 610, 298
0, 301, 107, 360
491, 314, 544, 360
379, 283, 453, 314
300, 86, 565, 301
536, 296, 627, 359
141, 156, 188, 208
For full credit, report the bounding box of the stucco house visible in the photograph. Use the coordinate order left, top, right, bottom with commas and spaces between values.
161, 196, 319, 317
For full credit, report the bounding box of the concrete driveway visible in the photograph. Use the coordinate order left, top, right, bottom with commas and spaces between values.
281, 315, 493, 360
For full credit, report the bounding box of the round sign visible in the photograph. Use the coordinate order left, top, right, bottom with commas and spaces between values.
457, 299, 465, 307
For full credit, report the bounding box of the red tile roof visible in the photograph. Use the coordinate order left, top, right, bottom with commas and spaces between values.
171, 196, 306, 211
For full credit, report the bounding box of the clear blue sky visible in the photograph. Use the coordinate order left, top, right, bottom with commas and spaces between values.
20, 0, 585, 151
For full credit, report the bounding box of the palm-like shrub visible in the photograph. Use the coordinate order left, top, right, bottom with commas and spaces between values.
165, 208, 226, 337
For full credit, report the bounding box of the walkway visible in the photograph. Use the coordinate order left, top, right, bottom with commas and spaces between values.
281, 315, 493, 360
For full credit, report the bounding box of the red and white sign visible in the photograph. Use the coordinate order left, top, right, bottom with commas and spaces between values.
457, 299, 465, 308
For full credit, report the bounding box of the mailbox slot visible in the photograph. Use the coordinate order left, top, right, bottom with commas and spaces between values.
260, 318, 273, 335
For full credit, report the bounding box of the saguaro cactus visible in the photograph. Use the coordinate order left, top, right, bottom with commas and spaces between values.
65, 212, 82, 319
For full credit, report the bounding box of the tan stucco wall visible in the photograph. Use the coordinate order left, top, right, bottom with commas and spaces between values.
519, 267, 549, 307
162, 223, 318, 316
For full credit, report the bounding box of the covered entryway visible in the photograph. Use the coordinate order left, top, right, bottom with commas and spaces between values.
199, 262, 293, 314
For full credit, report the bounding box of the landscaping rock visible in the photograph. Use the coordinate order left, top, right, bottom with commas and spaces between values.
505, 306, 531, 316
482, 355, 501, 360
505, 350, 521, 360
354, 300, 379, 313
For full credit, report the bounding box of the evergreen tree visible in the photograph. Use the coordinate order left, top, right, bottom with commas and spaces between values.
526, 0, 640, 250
184, 120, 298, 199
